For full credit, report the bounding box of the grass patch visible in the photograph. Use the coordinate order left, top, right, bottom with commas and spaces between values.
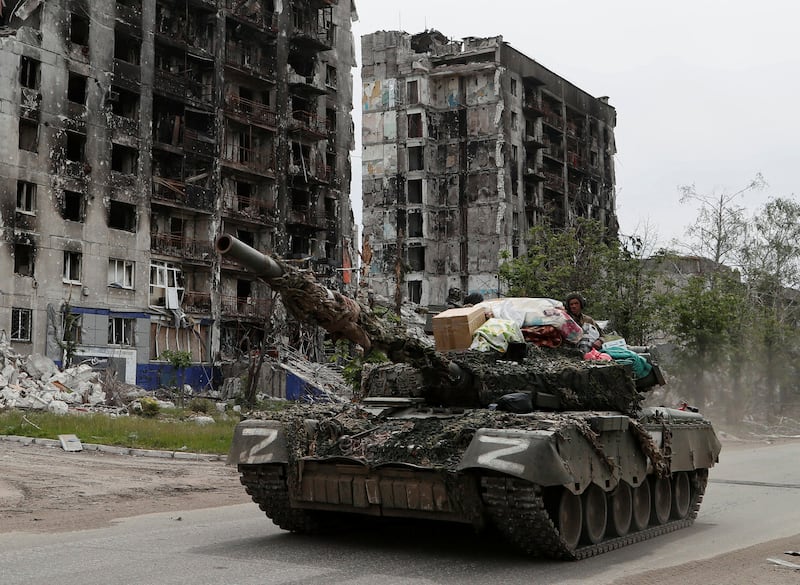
0, 410, 240, 455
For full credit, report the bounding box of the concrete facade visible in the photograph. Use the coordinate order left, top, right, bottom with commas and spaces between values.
0, 0, 358, 389
361, 31, 617, 306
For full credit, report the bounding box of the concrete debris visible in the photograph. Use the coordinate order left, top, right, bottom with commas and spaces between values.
0, 341, 107, 412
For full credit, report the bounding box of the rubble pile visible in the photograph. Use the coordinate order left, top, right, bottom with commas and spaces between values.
0, 342, 108, 414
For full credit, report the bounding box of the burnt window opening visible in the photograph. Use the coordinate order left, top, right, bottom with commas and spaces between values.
109, 200, 137, 232
111, 143, 138, 174
325, 65, 337, 89
68, 71, 88, 104
408, 211, 423, 238
290, 187, 310, 212
289, 233, 310, 256
109, 86, 139, 119
114, 32, 141, 65
408, 146, 424, 171
168, 216, 184, 238
70, 12, 90, 46
185, 110, 214, 135
511, 112, 518, 131
65, 131, 86, 162
16, 181, 36, 213
236, 280, 252, 311
11, 308, 33, 342
108, 317, 134, 346
236, 180, 252, 198
407, 179, 422, 204
62, 190, 85, 221
236, 229, 255, 247
63, 250, 82, 283
20, 56, 40, 89
14, 243, 34, 276
510, 78, 518, 97
326, 107, 336, 133
19, 119, 38, 152
287, 50, 315, 77
406, 246, 425, 272
407, 281, 422, 304
291, 142, 311, 170
324, 197, 336, 219
407, 113, 423, 138
407, 80, 419, 105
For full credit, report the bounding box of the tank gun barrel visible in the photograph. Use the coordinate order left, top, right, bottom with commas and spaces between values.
216, 234, 283, 280
215, 235, 468, 392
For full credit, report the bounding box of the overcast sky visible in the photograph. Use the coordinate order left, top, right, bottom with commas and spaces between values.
350, 0, 799, 249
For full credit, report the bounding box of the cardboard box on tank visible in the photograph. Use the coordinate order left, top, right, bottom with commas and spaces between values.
432, 306, 487, 351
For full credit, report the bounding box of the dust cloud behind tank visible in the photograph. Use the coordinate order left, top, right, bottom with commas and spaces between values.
218, 235, 722, 560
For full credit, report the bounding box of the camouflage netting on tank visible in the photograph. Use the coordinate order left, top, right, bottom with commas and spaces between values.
246, 403, 663, 474
361, 345, 643, 414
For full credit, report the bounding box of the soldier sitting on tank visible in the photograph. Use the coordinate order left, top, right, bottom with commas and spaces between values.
565, 292, 604, 350
446, 287, 463, 308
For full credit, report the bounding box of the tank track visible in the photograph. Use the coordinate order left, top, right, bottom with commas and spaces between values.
480, 470, 708, 560
239, 464, 323, 533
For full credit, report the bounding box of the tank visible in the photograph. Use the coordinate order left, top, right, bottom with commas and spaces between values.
218, 235, 722, 560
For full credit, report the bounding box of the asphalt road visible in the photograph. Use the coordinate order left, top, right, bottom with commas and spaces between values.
1, 440, 799, 585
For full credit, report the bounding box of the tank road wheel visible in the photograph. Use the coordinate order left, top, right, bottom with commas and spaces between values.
608, 482, 633, 537
557, 489, 583, 550
631, 480, 651, 532
671, 472, 691, 519
581, 484, 607, 544
651, 476, 672, 525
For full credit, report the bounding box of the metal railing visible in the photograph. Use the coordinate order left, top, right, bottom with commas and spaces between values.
224, 94, 277, 127
219, 294, 271, 318
151, 234, 214, 261
221, 143, 275, 174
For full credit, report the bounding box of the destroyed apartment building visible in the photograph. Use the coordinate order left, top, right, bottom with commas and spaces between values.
0, 0, 358, 390
361, 31, 618, 306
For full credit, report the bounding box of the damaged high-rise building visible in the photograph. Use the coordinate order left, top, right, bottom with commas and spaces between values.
0, 0, 358, 389
361, 31, 618, 305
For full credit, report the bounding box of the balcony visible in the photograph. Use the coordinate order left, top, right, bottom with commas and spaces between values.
113, 59, 141, 89
291, 19, 334, 53
224, 42, 275, 81
289, 110, 327, 139
224, 94, 277, 129
224, 0, 278, 32
220, 294, 271, 319
115, 2, 142, 29
222, 193, 278, 223
183, 129, 215, 157
152, 177, 214, 213
221, 143, 275, 176
544, 171, 564, 193
523, 98, 544, 117
182, 290, 212, 314
151, 234, 214, 263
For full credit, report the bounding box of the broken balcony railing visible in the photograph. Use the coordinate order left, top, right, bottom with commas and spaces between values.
224, 0, 278, 32
151, 234, 214, 262
221, 143, 275, 175
219, 294, 271, 319
152, 177, 214, 213
224, 94, 277, 128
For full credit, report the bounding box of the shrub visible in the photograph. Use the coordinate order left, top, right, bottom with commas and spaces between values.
139, 397, 161, 418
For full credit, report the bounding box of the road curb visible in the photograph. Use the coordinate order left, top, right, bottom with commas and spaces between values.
0, 434, 224, 462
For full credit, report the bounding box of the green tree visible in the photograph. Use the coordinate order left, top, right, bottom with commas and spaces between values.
498, 218, 659, 344
656, 269, 748, 411
160, 349, 192, 407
